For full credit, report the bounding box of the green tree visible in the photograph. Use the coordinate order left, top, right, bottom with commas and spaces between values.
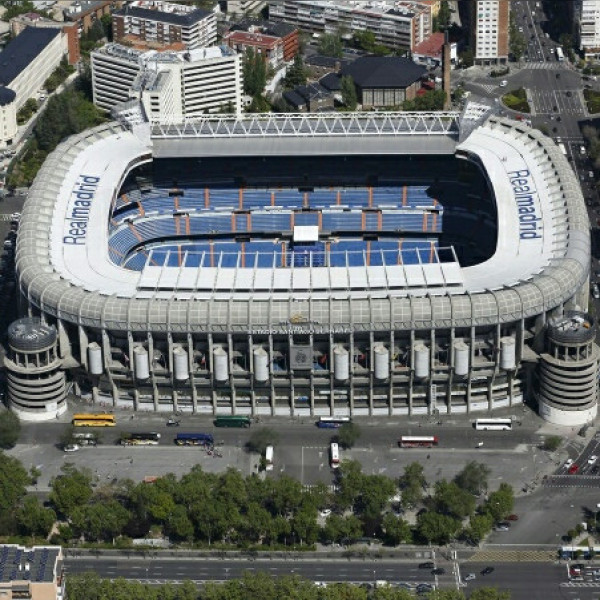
416, 511, 460, 545
459, 48, 474, 68
49, 465, 93, 518
509, 15, 527, 61
337, 422, 361, 449
16, 496, 56, 538
283, 54, 307, 90
0, 410, 20, 449
436, 0, 452, 32
398, 462, 426, 508
335, 459, 364, 510
381, 512, 412, 546
71, 499, 130, 542
100, 13, 113, 41
454, 461, 490, 495
318, 33, 343, 58
243, 48, 267, 97
354, 30, 376, 53
434, 480, 476, 519
469, 589, 511, 600
247, 427, 279, 455
542, 435, 562, 451
165, 504, 194, 542
340, 75, 357, 110
483, 483, 514, 522
291, 505, 319, 545
464, 512, 494, 545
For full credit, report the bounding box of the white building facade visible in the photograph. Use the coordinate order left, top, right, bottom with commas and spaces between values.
470, 0, 510, 65
268, 0, 432, 51
91, 44, 243, 119
578, 0, 600, 59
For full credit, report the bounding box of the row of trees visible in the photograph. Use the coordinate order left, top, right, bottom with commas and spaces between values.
67, 571, 511, 600
44, 57, 76, 94
7, 86, 105, 189
0, 435, 511, 548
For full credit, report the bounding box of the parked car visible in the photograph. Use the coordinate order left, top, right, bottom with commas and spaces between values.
166, 418, 180, 426
507, 514, 519, 521
481, 567, 495, 575
589, 455, 598, 465
464, 573, 476, 582
568, 463, 580, 474
564, 458, 574, 469
63, 444, 80, 453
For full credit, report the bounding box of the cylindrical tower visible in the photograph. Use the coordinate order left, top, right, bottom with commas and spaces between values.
538, 312, 599, 426
4, 318, 67, 421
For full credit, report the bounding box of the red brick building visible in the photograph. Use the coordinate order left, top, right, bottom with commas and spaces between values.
63, 1, 122, 37
224, 30, 283, 67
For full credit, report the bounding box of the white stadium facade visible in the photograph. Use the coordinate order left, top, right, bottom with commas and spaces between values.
9, 106, 599, 425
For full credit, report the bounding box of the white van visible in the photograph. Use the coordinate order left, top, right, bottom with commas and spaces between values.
265, 445, 274, 471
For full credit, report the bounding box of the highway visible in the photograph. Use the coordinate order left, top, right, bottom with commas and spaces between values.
62, 556, 575, 600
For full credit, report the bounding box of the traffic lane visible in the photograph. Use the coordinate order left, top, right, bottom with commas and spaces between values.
64, 557, 440, 584
18, 420, 543, 451
462, 562, 565, 600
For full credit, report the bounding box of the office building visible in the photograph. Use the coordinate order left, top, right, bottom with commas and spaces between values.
91, 43, 242, 117
112, 0, 217, 50
268, 1, 432, 52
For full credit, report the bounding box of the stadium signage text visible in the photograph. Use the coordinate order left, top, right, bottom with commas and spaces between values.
63, 175, 100, 245
508, 169, 541, 240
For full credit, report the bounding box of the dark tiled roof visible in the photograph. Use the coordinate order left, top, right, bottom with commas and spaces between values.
319, 72, 341, 91
0, 27, 60, 86
283, 89, 305, 108
0, 86, 16, 106
341, 56, 427, 89
114, 5, 211, 27
305, 54, 353, 69
263, 20, 297, 37
295, 83, 331, 101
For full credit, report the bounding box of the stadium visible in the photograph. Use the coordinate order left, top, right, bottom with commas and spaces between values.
9, 107, 598, 425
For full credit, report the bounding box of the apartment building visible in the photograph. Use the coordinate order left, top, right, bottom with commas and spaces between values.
112, 0, 217, 50
468, 0, 510, 65
220, 1, 266, 16
91, 43, 242, 118
63, 1, 121, 36
578, 0, 600, 59
268, 1, 432, 51
0, 27, 68, 145
10, 13, 80, 64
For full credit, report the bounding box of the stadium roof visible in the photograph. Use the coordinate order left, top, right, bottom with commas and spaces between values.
340, 57, 427, 89
0, 27, 60, 87
16, 113, 589, 332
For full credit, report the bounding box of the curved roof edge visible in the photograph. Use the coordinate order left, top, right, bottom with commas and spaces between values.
15, 116, 589, 333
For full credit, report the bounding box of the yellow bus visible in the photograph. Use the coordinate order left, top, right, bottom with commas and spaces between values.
72, 413, 116, 427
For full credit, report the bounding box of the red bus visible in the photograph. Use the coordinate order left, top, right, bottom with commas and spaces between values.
399, 436, 439, 448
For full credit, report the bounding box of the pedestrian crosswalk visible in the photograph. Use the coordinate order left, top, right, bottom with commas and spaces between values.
464, 550, 556, 562
521, 62, 565, 70
542, 474, 600, 488
0, 214, 13, 222
561, 582, 600, 588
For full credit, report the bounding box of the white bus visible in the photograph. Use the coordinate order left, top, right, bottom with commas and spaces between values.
556, 47, 564, 62
330, 442, 340, 468
474, 418, 513, 431
265, 445, 274, 471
